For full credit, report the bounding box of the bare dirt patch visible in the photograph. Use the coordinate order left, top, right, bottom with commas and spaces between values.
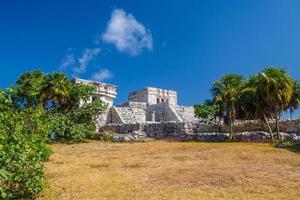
39, 141, 300, 200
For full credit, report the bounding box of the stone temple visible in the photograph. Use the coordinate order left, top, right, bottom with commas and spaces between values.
73, 78, 196, 126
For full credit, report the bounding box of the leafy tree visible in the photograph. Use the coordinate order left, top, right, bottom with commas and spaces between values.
194, 99, 222, 125
64, 83, 97, 111
288, 81, 300, 119
238, 67, 294, 140
43, 72, 72, 111
0, 70, 108, 198
210, 74, 245, 134
15, 70, 46, 108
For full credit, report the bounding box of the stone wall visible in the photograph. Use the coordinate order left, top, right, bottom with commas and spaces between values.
173, 105, 197, 122
100, 122, 212, 138
222, 119, 300, 134
119, 101, 147, 110
99, 120, 300, 143
100, 119, 300, 137
128, 87, 177, 105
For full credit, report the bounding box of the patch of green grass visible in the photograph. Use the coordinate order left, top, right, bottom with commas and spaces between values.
274, 141, 300, 153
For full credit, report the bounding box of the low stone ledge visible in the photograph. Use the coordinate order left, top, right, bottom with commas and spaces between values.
107, 131, 300, 143
99, 121, 300, 143
291, 134, 300, 145
194, 132, 230, 142
111, 131, 146, 142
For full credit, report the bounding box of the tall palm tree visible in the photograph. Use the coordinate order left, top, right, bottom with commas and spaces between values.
237, 76, 274, 139
43, 72, 72, 111
211, 74, 244, 134
249, 67, 294, 140
288, 81, 300, 119
15, 70, 46, 107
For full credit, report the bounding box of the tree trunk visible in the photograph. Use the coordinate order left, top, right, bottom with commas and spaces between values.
275, 114, 280, 141
229, 112, 234, 141
214, 116, 220, 133
216, 119, 221, 133
263, 113, 274, 141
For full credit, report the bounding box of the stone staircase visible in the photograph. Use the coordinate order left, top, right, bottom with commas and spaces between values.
116, 107, 146, 123
116, 107, 135, 123
173, 105, 196, 122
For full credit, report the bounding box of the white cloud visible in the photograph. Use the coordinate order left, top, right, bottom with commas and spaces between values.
73, 48, 101, 73
91, 69, 113, 81
59, 53, 76, 70
102, 9, 153, 56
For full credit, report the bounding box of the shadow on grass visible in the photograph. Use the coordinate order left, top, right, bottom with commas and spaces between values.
285, 145, 300, 153
274, 141, 300, 154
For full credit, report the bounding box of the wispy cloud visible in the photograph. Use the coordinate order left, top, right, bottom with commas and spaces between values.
60, 8, 153, 79
59, 53, 75, 70
72, 48, 101, 73
91, 69, 113, 81
102, 9, 153, 56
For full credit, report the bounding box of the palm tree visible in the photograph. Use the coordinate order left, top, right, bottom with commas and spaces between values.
43, 72, 72, 111
211, 74, 244, 135
288, 81, 300, 119
248, 67, 294, 140
237, 77, 274, 139
15, 70, 46, 107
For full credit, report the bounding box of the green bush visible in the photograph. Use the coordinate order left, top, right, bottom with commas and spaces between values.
98, 130, 114, 141
0, 133, 49, 199
0, 107, 52, 199
0, 71, 108, 198
46, 100, 107, 142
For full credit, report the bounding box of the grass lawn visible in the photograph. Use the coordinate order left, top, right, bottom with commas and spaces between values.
39, 141, 300, 200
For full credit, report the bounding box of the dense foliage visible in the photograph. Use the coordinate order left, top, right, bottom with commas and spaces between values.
194, 100, 222, 125
0, 107, 52, 199
0, 71, 107, 199
210, 74, 244, 132
195, 66, 300, 141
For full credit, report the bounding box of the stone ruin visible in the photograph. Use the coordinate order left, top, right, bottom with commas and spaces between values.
73, 78, 197, 126
73, 78, 300, 144
73, 78, 117, 107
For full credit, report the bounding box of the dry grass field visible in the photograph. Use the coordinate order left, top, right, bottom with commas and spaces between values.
39, 141, 300, 200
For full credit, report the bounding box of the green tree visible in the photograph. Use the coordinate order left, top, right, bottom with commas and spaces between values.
0, 70, 109, 198
210, 74, 245, 134
15, 70, 46, 108
241, 67, 294, 140
288, 81, 300, 119
65, 83, 97, 111
43, 72, 72, 111
194, 99, 222, 126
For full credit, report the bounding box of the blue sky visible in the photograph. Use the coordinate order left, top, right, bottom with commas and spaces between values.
1, 0, 300, 109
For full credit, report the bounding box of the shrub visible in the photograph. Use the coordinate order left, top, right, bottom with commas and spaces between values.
0, 133, 48, 199
46, 100, 107, 142
0, 71, 108, 198
0, 108, 52, 199
98, 130, 114, 141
